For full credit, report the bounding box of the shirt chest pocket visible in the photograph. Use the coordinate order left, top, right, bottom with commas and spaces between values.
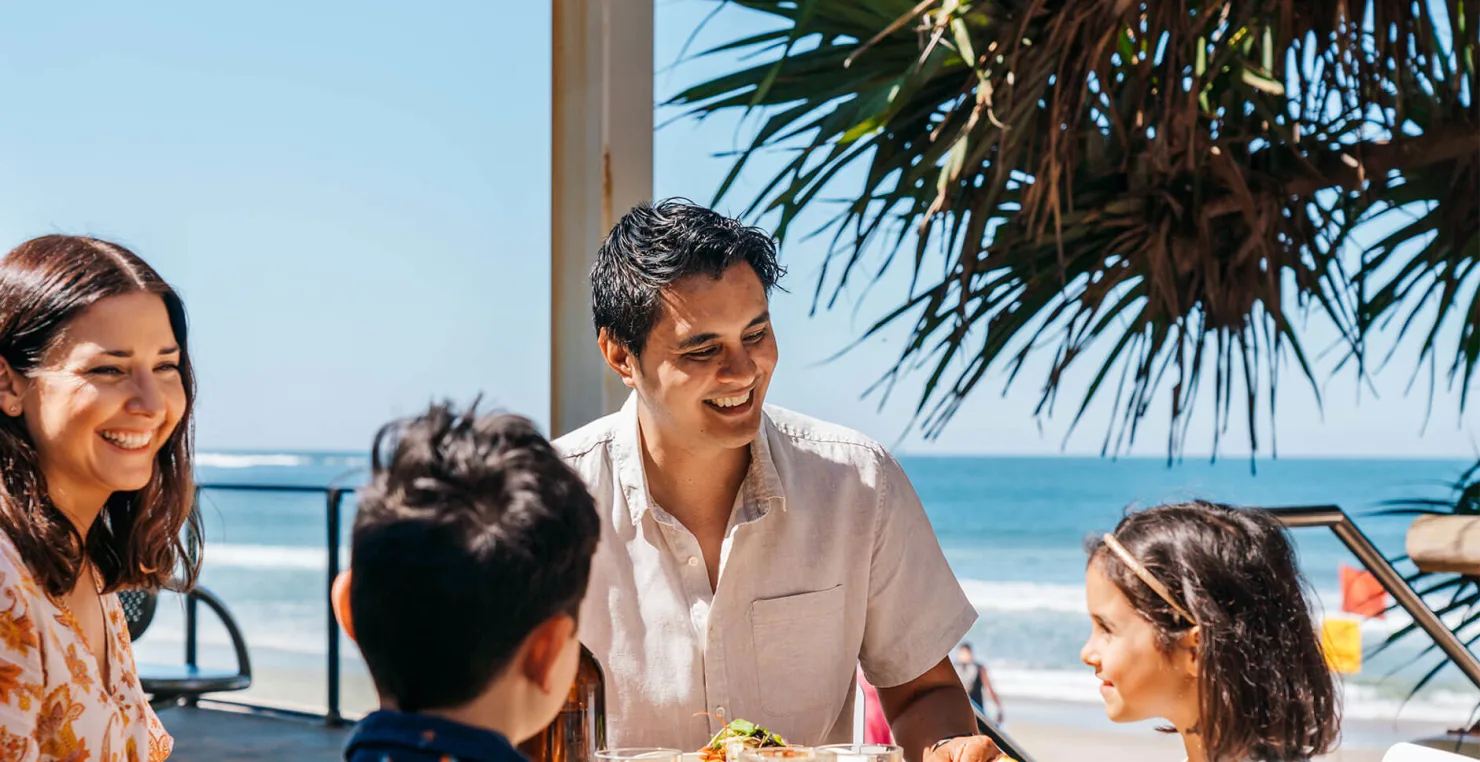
749, 585, 849, 718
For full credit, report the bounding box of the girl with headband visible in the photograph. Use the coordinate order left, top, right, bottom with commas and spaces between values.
1080, 501, 1339, 761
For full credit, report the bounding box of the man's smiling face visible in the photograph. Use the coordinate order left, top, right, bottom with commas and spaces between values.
621, 261, 777, 452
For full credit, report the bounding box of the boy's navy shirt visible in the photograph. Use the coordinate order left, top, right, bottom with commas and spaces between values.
344, 709, 530, 762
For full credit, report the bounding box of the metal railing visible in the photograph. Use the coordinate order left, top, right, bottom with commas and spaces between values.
188, 482, 354, 725
173, 489, 1480, 740
972, 703, 1034, 762
1266, 505, 1480, 694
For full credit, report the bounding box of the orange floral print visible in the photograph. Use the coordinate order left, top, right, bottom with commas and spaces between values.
0, 534, 173, 760
0, 608, 39, 655
35, 684, 87, 759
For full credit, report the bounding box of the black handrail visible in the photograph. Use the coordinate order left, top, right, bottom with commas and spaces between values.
192, 482, 354, 726
972, 701, 1034, 762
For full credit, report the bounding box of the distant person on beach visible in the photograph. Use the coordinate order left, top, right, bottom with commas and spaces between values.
330, 404, 600, 762
953, 643, 1004, 725
1081, 501, 1339, 762
0, 235, 203, 760
556, 200, 1001, 762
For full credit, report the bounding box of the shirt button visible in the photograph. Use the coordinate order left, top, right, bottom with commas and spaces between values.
688, 557, 700, 567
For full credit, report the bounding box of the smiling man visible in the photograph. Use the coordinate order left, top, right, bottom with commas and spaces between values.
555, 200, 1002, 762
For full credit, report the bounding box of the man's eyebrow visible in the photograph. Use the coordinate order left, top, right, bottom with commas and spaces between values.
677, 332, 720, 350
674, 311, 771, 351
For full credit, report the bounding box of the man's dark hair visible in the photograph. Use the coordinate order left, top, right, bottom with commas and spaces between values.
349, 401, 600, 713
591, 198, 786, 355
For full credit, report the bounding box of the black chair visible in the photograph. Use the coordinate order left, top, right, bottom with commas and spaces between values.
119, 586, 253, 708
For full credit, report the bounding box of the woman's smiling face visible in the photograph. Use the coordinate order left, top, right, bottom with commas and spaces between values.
4, 291, 186, 513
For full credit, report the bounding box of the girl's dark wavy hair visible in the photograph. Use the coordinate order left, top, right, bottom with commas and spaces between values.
1086, 501, 1339, 762
0, 235, 202, 597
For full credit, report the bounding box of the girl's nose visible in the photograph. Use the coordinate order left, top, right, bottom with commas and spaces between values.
1080, 639, 1099, 669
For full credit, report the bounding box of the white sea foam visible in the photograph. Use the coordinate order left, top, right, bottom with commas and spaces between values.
958, 578, 1088, 614
956, 577, 1429, 633
203, 543, 347, 571
197, 453, 308, 469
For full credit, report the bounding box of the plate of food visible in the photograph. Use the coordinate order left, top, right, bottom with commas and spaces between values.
697, 718, 791, 762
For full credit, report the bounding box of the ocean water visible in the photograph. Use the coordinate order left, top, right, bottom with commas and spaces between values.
139, 451, 1480, 725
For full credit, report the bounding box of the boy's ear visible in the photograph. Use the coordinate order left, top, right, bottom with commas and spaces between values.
597, 330, 639, 390
521, 613, 577, 695
330, 570, 355, 642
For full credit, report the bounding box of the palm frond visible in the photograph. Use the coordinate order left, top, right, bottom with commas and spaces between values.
673, 0, 1475, 458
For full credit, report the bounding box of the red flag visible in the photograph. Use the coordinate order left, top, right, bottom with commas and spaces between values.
1340, 564, 1387, 619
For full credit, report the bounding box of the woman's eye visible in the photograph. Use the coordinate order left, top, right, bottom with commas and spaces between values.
686, 348, 718, 360
88, 366, 126, 377
744, 329, 768, 343
155, 362, 181, 373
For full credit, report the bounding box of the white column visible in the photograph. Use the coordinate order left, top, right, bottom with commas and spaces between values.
550, 0, 654, 437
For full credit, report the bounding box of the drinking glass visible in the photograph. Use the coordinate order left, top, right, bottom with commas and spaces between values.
598, 748, 683, 762
738, 747, 817, 762
816, 745, 903, 762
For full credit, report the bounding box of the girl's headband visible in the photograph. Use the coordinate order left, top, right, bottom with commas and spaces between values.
1102, 533, 1198, 627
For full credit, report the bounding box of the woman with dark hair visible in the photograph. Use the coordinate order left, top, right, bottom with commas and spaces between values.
1080, 501, 1340, 762
0, 235, 202, 760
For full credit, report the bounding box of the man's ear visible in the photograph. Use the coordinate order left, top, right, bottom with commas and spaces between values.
0, 357, 27, 419
521, 613, 577, 695
330, 570, 356, 642
597, 330, 639, 390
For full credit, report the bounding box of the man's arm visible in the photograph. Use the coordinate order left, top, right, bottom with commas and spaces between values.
876, 658, 1003, 762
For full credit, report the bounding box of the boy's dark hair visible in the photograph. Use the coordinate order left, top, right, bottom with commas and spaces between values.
1087, 501, 1339, 762
591, 199, 785, 355
349, 402, 600, 714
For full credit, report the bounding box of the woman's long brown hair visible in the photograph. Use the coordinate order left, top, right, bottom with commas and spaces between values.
0, 235, 203, 597
1087, 501, 1340, 762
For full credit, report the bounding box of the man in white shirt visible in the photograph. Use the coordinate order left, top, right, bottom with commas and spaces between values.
555, 200, 1002, 762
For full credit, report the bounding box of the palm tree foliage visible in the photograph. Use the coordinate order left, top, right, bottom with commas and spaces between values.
670, 0, 1477, 459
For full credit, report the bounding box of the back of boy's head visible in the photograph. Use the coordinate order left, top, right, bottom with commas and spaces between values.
1088, 501, 1339, 762
349, 402, 600, 714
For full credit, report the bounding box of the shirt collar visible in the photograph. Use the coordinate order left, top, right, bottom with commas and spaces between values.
612, 392, 786, 528
344, 710, 524, 762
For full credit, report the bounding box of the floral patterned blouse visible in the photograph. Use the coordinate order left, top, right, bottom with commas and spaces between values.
0, 532, 171, 761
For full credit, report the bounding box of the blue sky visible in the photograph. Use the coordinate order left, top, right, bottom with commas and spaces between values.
0, 1, 1471, 459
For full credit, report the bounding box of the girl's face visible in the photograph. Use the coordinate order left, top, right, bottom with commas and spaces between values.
1080, 558, 1200, 730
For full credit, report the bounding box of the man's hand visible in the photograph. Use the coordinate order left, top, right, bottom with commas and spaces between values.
877, 658, 1006, 762
924, 735, 1008, 762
